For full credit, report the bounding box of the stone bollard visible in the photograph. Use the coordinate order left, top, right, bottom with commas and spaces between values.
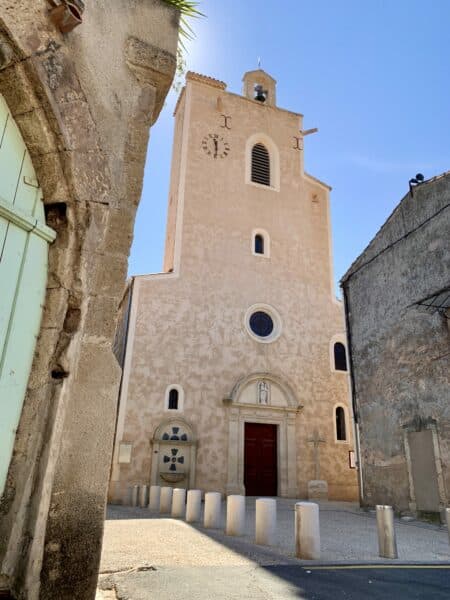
125, 486, 133, 506
295, 502, 320, 559
255, 498, 276, 546
226, 495, 246, 536
139, 485, 149, 508
160, 486, 173, 514
376, 505, 398, 559
131, 484, 139, 507
446, 508, 450, 545
186, 490, 202, 523
172, 488, 186, 518
204, 492, 222, 529
149, 485, 161, 511
148, 485, 161, 510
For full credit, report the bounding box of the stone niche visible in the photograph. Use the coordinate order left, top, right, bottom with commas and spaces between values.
237, 377, 291, 407
151, 418, 196, 489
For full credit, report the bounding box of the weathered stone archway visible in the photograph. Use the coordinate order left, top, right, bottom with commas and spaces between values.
0, 2, 179, 598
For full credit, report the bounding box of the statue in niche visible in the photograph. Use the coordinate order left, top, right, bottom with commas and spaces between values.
257, 380, 270, 405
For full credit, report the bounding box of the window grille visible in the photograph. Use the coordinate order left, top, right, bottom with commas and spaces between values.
251, 143, 270, 186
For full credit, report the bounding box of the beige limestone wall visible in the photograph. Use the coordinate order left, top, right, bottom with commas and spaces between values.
164, 89, 186, 272
110, 73, 358, 503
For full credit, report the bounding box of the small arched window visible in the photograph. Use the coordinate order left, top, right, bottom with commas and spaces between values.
165, 385, 184, 412
252, 229, 270, 258
168, 388, 179, 410
254, 234, 264, 254
251, 143, 270, 186
335, 406, 347, 441
334, 342, 348, 371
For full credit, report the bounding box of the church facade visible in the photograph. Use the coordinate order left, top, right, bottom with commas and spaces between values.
109, 70, 359, 502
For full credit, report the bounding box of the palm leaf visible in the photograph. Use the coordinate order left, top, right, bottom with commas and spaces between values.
162, 0, 204, 49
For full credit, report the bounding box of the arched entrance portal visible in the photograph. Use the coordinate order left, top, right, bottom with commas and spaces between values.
0, 94, 56, 494
225, 373, 301, 497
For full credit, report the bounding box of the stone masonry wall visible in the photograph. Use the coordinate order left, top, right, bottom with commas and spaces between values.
342, 174, 450, 513
0, 2, 178, 598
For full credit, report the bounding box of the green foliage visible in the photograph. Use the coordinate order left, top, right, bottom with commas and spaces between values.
162, 1, 204, 92
161, 0, 204, 49
173, 47, 187, 94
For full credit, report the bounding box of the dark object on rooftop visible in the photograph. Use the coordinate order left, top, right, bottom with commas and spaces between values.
409, 173, 425, 196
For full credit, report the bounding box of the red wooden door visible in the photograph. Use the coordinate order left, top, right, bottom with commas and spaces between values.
244, 423, 277, 496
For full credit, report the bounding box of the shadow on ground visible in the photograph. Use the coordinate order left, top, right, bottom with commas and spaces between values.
98, 500, 450, 599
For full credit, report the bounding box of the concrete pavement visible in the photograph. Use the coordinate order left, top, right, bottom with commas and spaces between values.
98, 564, 450, 600
97, 498, 450, 599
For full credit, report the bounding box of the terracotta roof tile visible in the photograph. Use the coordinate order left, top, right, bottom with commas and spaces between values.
186, 71, 227, 90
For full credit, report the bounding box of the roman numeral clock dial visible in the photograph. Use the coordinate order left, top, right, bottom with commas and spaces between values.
201, 133, 230, 159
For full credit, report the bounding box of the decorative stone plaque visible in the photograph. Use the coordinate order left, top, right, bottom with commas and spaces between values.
151, 418, 196, 489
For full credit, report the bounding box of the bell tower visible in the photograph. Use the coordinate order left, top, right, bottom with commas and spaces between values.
242, 69, 277, 107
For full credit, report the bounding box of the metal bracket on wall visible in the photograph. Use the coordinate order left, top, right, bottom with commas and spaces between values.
47, 0, 85, 33
220, 114, 232, 130
0, 196, 56, 243
23, 176, 39, 188
416, 286, 450, 317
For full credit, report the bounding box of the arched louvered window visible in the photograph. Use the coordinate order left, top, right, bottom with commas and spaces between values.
251, 143, 270, 186
334, 342, 348, 371
254, 234, 264, 254
335, 406, 347, 441
168, 388, 179, 410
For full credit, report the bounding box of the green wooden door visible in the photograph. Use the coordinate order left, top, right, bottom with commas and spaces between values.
0, 94, 56, 495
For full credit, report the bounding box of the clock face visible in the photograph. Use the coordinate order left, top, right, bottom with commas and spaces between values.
201, 133, 230, 159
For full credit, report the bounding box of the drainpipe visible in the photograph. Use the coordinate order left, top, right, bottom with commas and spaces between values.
342, 281, 364, 504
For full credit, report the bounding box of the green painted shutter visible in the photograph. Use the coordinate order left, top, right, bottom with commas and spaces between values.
0, 94, 56, 495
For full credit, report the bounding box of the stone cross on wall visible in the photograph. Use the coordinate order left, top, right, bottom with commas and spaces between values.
308, 430, 326, 480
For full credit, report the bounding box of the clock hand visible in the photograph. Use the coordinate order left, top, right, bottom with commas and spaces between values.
213, 138, 218, 158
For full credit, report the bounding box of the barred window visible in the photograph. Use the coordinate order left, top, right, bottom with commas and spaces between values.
251, 143, 270, 186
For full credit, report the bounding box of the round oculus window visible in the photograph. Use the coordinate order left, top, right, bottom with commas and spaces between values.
245, 304, 282, 343
249, 311, 274, 337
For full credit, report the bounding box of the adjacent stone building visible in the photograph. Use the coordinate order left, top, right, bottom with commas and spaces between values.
0, 1, 179, 598
341, 172, 450, 517
109, 70, 359, 503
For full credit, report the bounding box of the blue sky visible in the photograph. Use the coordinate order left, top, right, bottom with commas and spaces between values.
130, 0, 450, 292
